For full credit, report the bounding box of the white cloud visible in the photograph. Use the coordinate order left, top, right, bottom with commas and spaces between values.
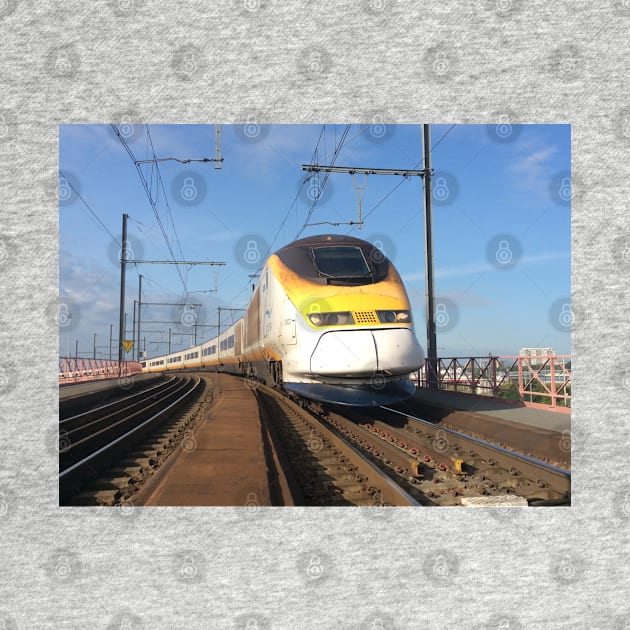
508, 145, 558, 179
503, 134, 564, 204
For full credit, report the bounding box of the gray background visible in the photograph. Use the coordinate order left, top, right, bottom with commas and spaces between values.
0, 1, 628, 628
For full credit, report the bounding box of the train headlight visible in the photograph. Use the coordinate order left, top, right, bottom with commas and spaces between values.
307, 311, 354, 327
308, 312, 324, 326
377, 310, 412, 323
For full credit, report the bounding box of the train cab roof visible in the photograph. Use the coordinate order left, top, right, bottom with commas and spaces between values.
275, 234, 390, 286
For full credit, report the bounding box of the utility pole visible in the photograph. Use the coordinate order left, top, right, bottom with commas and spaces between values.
93, 333, 96, 359
132, 300, 136, 358
118, 213, 128, 376
114, 206, 225, 362
169, 327, 171, 354
215, 124, 222, 169
137, 274, 143, 361
109, 323, 113, 361
422, 124, 438, 390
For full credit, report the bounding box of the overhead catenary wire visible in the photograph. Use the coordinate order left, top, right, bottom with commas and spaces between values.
110, 124, 189, 295
58, 170, 167, 297
144, 127, 194, 309
347, 124, 457, 234
268, 126, 326, 247
430, 124, 456, 155
59, 170, 120, 245
145, 127, 186, 263
296, 124, 351, 239
225, 125, 338, 308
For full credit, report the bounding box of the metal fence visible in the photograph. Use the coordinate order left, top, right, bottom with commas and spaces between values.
58, 357, 143, 385
416, 355, 571, 411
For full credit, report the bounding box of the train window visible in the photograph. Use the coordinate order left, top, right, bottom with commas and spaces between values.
312, 246, 370, 278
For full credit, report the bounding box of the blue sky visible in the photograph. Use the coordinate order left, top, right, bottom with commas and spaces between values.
59, 123, 571, 360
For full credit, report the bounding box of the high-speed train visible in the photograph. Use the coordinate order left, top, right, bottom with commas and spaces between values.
142, 234, 425, 405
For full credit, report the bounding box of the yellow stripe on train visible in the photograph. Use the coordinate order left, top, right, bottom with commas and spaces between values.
267, 254, 413, 329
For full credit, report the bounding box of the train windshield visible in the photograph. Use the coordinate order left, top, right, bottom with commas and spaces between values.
312, 246, 370, 278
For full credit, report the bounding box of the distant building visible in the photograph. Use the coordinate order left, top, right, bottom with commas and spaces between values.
519, 347, 556, 362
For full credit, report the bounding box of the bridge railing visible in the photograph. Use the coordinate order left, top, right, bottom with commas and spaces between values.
416, 355, 571, 410
58, 357, 143, 385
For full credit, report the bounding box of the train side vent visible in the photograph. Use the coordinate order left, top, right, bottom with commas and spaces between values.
353, 311, 378, 324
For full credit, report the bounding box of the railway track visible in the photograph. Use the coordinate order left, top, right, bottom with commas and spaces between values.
392, 395, 571, 468
333, 404, 571, 505
59, 371, 569, 507
255, 385, 420, 506
59, 375, 207, 505
259, 385, 570, 506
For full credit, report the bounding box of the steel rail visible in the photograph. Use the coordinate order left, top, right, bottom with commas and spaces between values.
60, 377, 176, 428
59, 377, 202, 499
60, 379, 186, 447
379, 405, 571, 480
260, 385, 420, 506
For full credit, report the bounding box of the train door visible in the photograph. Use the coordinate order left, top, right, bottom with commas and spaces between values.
278, 297, 297, 345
